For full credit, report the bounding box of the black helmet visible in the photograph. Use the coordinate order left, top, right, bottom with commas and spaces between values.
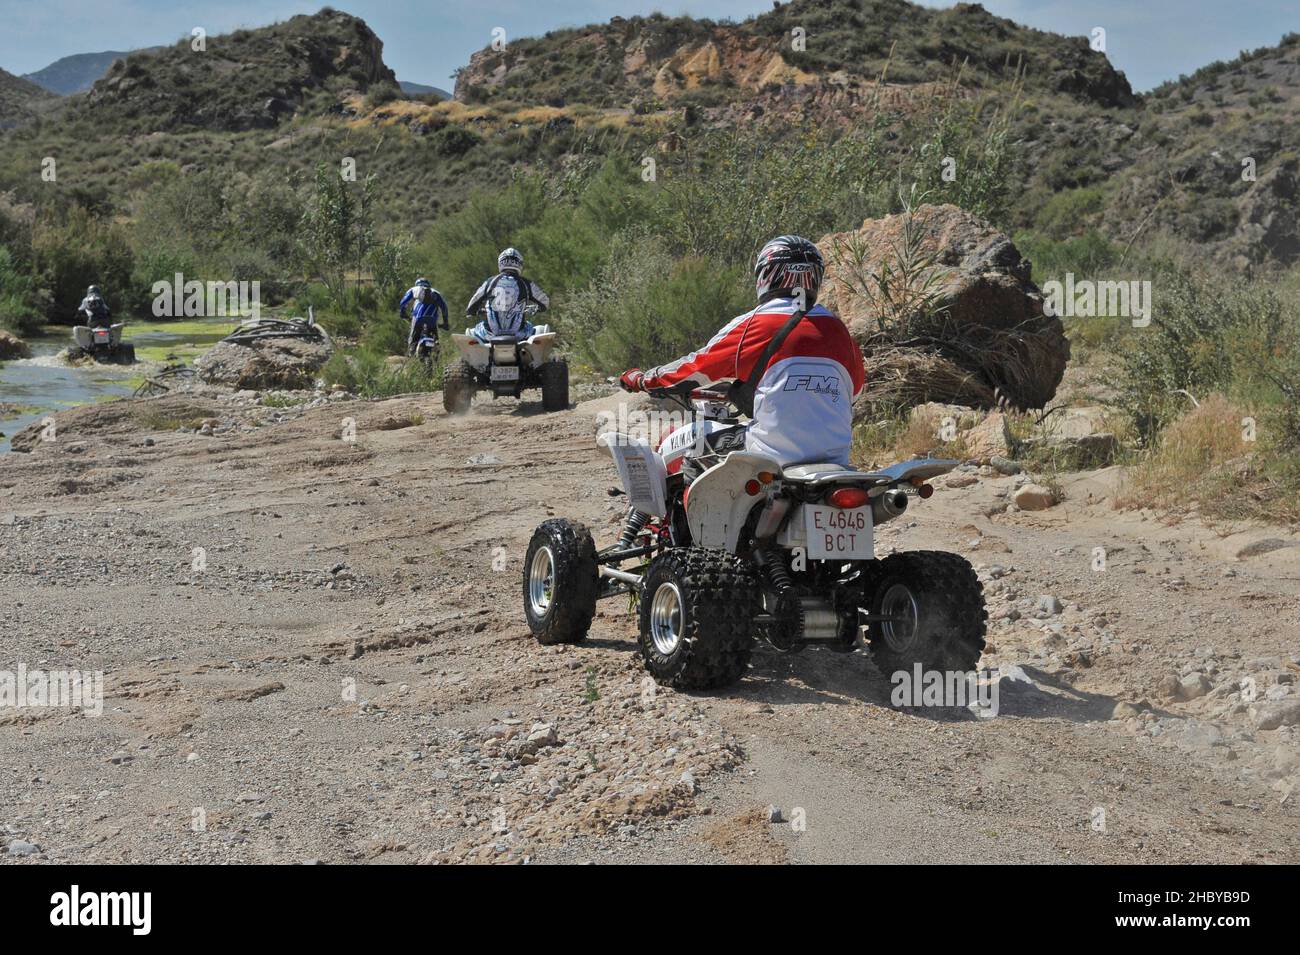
754, 235, 824, 305
87, 285, 103, 297
415, 277, 431, 288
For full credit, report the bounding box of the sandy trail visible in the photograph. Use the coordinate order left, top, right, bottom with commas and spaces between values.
1, 387, 1297, 863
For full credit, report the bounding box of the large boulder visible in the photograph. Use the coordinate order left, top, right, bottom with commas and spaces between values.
0, 329, 30, 360
818, 204, 1070, 414
196, 335, 332, 390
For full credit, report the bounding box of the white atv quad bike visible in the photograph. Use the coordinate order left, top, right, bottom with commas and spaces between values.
443, 304, 569, 414
523, 380, 986, 690
71, 322, 135, 363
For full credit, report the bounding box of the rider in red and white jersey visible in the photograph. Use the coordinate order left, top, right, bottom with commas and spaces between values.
620, 235, 865, 468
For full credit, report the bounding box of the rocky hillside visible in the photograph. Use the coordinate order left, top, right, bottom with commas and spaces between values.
73, 9, 397, 132
1, 4, 1297, 269
455, 0, 1133, 110
0, 67, 57, 130
452, 0, 1300, 271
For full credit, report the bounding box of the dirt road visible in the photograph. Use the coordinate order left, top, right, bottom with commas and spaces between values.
2, 386, 1298, 863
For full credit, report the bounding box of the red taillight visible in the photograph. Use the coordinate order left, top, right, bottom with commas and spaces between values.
827, 486, 871, 509
744, 479, 762, 496
917, 483, 934, 499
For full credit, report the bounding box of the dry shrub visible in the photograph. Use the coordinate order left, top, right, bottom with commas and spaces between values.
1114, 394, 1259, 518
852, 405, 971, 467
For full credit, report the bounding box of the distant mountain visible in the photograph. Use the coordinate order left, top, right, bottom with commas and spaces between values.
24, 50, 160, 95
0, 67, 56, 129
398, 80, 450, 99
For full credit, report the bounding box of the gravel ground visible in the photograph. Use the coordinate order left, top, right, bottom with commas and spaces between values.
1, 384, 1298, 864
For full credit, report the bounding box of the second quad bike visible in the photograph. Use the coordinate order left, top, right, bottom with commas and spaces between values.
69, 322, 135, 364
522, 381, 987, 691
443, 305, 569, 414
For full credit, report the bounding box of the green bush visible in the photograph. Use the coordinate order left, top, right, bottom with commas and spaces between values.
564, 230, 749, 373
1117, 270, 1299, 442
31, 205, 139, 320
1034, 187, 1105, 236
0, 245, 43, 335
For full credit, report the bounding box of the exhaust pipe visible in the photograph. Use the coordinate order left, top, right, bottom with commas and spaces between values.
872, 489, 909, 525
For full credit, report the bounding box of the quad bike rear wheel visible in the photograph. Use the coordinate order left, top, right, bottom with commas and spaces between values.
115, 343, 136, 364
638, 548, 756, 690
523, 519, 598, 645
540, 359, 569, 412
443, 358, 476, 415
866, 550, 986, 677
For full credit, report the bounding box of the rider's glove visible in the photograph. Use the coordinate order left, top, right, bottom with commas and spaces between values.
619, 369, 645, 392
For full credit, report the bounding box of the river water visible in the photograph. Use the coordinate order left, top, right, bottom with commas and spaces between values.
0, 317, 237, 452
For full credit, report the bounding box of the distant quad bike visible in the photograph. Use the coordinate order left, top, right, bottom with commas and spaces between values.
70, 322, 135, 364
443, 306, 568, 414
522, 381, 986, 691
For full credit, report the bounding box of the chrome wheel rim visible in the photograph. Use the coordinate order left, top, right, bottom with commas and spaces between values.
649, 582, 684, 656
880, 583, 919, 651
527, 546, 555, 618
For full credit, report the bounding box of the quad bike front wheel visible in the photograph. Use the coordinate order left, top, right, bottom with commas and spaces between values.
638, 548, 756, 690
866, 551, 986, 677
443, 358, 476, 415
523, 519, 598, 645
540, 359, 569, 412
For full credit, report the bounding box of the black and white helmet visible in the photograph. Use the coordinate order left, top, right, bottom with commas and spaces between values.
415, 277, 431, 288
754, 235, 824, 305
497, 247, 523, 274
87, 285, 103, 298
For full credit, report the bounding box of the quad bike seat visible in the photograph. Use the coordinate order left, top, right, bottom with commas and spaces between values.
782, 462, 885, 485
783, 457, 961, 486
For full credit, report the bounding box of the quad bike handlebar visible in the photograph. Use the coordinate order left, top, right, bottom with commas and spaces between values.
647, 379, 740, 414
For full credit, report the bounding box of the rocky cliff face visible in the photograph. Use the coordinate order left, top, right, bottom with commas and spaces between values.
79, 9, 397, 132
455, 0, 1134, 111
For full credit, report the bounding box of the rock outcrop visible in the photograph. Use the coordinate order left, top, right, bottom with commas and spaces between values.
0, 329, 31, 360
818, 203, 1070, 414
196, 335, 332, 390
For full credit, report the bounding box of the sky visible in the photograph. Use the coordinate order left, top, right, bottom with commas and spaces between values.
1, 0, 1296, 93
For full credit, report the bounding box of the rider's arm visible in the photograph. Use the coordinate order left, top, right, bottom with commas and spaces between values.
640, 313, 753, 391
526, 280, 550, 311
465, 279, 490, 316
397, 288, 413, 318
434, 291, 449, 328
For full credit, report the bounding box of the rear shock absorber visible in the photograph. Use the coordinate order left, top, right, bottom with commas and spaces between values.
617, 507, 650, 548
755, 541, 803, 652
758, 541, 793, 594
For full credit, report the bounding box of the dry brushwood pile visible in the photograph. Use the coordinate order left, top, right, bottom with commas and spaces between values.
818, 202, 1071, 415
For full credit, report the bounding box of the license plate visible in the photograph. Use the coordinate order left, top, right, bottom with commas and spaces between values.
490, 365, 519, 381
804, 504, 873, 560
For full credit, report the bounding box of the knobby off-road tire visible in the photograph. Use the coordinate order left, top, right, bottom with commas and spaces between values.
540, 360, 569, 412
115, 343, 136, 364
442, 358, 476, 415
866, 550, 987, 677
638, 548, 757, 691
523, 519, 598, 645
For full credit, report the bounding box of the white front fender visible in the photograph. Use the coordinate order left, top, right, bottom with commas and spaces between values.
685, 452, 782, 553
